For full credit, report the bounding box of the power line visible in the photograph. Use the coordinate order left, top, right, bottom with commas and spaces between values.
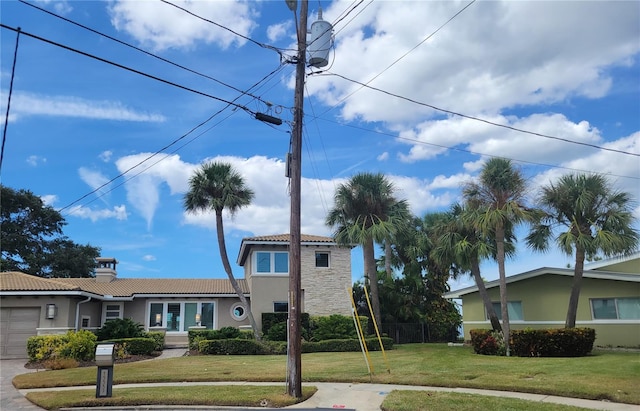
0, 24, 257, 116
325, 72, 640, 158
160, 0, 288, 60
312, 116, 640, 181
59, 61, 290, 214
17, 0, 278, 108
1, 28, 21, 177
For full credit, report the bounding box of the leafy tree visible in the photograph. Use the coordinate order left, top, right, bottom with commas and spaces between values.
463, 158, 530, 356
183, 161, 261, 341
526, 173, 639, 328
326, 172, 411, 331
1, 185, 100, 277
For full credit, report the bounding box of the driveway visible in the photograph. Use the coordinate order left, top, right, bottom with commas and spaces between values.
0, 359, 45, 411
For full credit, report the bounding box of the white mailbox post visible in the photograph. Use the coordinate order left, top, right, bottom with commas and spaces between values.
95, 343, 115, 398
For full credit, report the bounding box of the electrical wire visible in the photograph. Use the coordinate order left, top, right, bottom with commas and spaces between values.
160, 0, 287, 59
59, 61, 291, 214
324, 72, 640, 158
0, 24, 257, 116
0, 28, 21, 177
312, 116, 640, 181
17, 0, 276, 108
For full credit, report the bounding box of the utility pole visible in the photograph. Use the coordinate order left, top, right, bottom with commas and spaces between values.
287, 0, 308, 399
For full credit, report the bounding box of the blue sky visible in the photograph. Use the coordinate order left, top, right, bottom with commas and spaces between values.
1, 0, 638, 290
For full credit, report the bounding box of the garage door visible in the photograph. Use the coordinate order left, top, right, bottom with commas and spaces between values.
0, 307, 40, 359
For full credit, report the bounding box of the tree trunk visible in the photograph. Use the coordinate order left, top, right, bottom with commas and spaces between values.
470, 255, 502, 332
215, 211, 261, 341
495, 223, 510, 356
364, 237, 382, 332
565, 247, 586, 328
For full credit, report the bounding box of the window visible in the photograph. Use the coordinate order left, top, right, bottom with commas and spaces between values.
102, 302, 123, 324
80, 316, 91, 329
489, 301, 523, 321
255, 251, 289, 274
591, 298, 640, 320
274, 302, 288, 313
315, 252, 329, 268
230, 302, 247, 321
148, 301, 216, 331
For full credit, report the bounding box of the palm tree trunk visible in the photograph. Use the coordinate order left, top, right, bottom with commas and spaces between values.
364, 237, 382, 332
470, 256, 502, 332
215, 211, 261, 341
565, 247, 586, 328
496, 223, 510, 356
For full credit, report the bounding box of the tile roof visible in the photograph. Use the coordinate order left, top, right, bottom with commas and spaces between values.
236, 233, 338, 266
243, 233, 335, 243
0, 271, 247, 298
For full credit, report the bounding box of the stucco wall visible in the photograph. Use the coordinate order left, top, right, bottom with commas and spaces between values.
460, 274, 640, 347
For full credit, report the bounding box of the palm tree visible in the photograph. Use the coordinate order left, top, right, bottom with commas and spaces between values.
463, 158, 530, 356
526, 173, 639, 328
326, 172, 411, 331
431, 203, 502, 332
183, 161, 261, 340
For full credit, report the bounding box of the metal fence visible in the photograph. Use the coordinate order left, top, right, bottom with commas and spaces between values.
379, 323, 458, 344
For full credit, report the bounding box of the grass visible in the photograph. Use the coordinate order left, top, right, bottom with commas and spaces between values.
14, 344, 640, 410
382, 391, 590, 411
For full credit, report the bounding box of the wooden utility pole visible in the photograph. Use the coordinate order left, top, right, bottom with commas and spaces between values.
287, 0, 308, 399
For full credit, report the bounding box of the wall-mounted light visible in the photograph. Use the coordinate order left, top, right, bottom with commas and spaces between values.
195, 313, 201, 326
45, 304, 57, 320
155, 313, 162, 326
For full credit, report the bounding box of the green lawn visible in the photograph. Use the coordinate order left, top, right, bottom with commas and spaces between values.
14, 344, 640, 410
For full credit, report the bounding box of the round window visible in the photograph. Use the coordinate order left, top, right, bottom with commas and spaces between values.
230, 303, 247, 321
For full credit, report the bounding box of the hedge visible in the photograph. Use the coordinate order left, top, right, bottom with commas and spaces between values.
511, 328, 596, 357
470, 328, 595, 357
197, 337, 393, 355
106, 337, 157, 356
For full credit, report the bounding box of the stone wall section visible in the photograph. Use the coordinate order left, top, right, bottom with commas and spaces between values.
301, 245, 352, 316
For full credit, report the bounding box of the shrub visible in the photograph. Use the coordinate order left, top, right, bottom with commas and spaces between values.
60, 330, 97, 361
310, 314, 358, 341
262, 313, 311, 341
43, 357, 79, 370
198, 339, 265, 355
108, 338, 157, 356
469, 329, 505, 356
265, 322, 287, 341
142, 331, 165, 351
302, 337, 393, 353
96, 318, 144, 340
511, 328, 595, 357
27, 331, 97, 362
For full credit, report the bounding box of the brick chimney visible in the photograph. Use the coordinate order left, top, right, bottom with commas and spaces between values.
95, 257, 118, 283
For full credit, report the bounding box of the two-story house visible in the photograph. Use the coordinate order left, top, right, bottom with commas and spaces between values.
0, 234, 353, 359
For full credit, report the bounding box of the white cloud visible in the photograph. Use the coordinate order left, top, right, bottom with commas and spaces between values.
26, 155, 46, 167
35, 0, 72, 15
40, 194, 57, 206
67, 204, 127, 222
108, 0, 258, 51
377, 152, 389, 161
306, 1, 639, 124
267, 21, 292, 43
6, 92, 166, 122
142, 255, 156, 262
99, 151, 113, 163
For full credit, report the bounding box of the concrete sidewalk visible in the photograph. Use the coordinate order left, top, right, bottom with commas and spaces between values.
3, 349, 638, 411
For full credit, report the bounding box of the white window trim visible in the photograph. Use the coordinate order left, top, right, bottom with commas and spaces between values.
253, 251, 289, 275
147, 300, 217, 332
101, 302, 123, 325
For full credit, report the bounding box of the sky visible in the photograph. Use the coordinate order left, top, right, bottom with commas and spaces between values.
1, 0, 639, 291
